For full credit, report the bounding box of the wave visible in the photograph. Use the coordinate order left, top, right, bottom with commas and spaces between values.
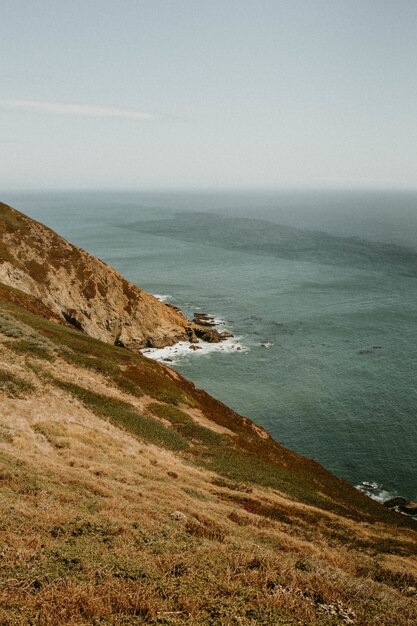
355, 481, 397, 503
141, 314, 247, 364
152, 294, 172, 302
141, 335, 248, 364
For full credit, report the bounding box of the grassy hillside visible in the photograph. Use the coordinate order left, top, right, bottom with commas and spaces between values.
0, 281, 416, 625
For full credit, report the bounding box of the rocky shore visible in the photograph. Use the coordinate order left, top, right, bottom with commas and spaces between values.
357, 482, 417, 519
191, 312, 233, 343
384, 497, 417, 518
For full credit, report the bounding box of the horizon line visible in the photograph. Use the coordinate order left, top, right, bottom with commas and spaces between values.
2, 185, 417, 195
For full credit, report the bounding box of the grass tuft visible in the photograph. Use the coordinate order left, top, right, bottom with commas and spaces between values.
33, 422, 70, 449
50, 377, 188, 452
9, 339, 55, 361
148, 402, 226, 447
0, 368, 35, 398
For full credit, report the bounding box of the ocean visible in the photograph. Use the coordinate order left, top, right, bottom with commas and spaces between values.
5, 189, 417, 502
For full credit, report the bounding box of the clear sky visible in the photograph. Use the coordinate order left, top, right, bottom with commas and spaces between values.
1, 0, 416, 190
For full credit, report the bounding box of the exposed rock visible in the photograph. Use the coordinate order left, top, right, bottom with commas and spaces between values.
0, 202, 225, 350
194, 327, 222, 343
384, 496, 417, 517
192, 312, 216, 326
186, 328, 199, 343
169, 511, 187, 521
384, 496, 408, 509
166, 303, 188, 319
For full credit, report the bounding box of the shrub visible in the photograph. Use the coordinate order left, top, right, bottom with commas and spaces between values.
61, 351, 119, 376
0, 369, 35, 398
113, 375, 144, 398
0, 314, 27, 338
178, 421, 225, 446
185, 520, 225, 542
147, 402, 226, 446
147, 403, 190, 425
9, 339, 55, 362
50, 378, 188, 452
33, 422, 70, 449
211, 477, 253, 493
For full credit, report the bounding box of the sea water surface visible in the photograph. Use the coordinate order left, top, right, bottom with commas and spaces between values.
5, 189, 417, 502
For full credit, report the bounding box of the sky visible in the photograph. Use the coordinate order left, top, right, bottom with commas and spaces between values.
1, 0, 417, 190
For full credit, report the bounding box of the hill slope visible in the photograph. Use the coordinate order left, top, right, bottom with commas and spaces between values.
0, 203, 416, 624
0, 202, 221, 350
0, 280, 416, 625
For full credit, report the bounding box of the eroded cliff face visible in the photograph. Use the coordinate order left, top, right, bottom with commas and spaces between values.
0, 202, 213, 350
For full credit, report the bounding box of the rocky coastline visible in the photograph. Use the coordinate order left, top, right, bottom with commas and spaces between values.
384, 497, 417, 518
191, 312, 233, 343
357, 481, 417, 520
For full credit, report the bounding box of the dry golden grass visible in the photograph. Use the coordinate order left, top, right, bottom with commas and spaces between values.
0, 293, 416, 624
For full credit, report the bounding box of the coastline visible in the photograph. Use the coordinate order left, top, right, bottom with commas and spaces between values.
143, 304, 248, 364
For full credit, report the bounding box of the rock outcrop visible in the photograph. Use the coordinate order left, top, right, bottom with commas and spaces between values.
0, 202, 221, 350
384, 497, 417, 517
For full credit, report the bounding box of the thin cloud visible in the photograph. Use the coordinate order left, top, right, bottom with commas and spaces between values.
0, 99, 159, 120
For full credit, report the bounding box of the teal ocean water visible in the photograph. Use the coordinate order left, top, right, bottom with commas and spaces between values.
6, 190, 417, 501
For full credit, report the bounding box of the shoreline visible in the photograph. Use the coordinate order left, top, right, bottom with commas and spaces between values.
142, 306, 248, 364
141, 334, 248, 364
356, 481, 417, 520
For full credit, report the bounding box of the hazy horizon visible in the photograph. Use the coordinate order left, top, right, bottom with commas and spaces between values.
4, 186, 417, 194
1, 1, 417, 190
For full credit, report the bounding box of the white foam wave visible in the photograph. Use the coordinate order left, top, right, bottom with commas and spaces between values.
141, 309, 247, 364
141, 335, 248, 364
152, 294, 172, 302
355, 481, 396, 503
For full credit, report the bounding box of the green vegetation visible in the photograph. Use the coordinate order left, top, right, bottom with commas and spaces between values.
211, 476, 253, 493
1, 201, 417, 625
62, 350, 119, 376
147, 402, 190, 425
179, 420, 225, 446
0, 280, 415, 528
0, 268, 417, 623
0, 368, 35, 398
112, 373, 144, 398
0, 423, 13, 443
33, 421, 70, 449
148, 402, 226, 446
155, 386, 195, 407
197, 447, 307, 499
50, 377, 188, 452
9, 338, 55, 361
0, 312, 29, 338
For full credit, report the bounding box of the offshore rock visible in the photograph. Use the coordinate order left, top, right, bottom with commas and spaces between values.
192, 312, 217, 326
194, 327, 222, 343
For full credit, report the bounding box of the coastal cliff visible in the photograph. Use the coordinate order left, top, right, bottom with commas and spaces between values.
0, 202, 416, 625
0, 202, 223, 350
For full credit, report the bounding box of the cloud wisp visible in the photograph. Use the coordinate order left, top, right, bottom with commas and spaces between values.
0, 99, 159, 120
